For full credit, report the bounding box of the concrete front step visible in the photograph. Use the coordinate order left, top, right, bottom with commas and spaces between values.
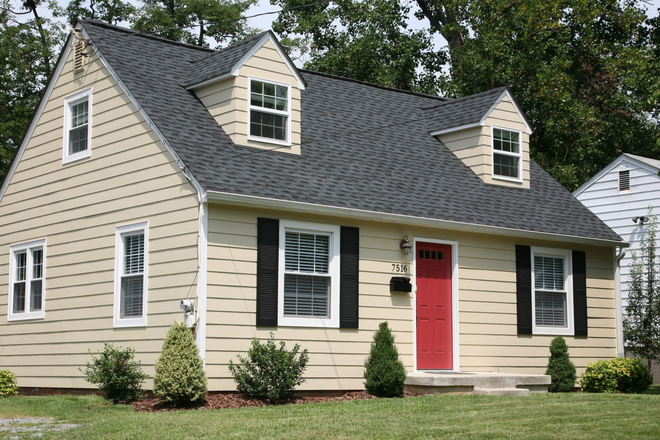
473, 387, 530, 396
405, 371, 550, 395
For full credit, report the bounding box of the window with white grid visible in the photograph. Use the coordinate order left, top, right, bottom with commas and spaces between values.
531, 247, 573, 335
492, 127, 522, 181
278, 220, 340, 327
8, 240, 46, 321
63, 88, 92, 164
114, 222, 148, 327
248, 78, 290, 145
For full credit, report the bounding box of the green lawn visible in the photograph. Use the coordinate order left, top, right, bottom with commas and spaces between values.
1, 392, 660, 439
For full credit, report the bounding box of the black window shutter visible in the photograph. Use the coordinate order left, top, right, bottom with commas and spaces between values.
256, 218, 279, 327
516, 245, 533, 335
340, 226, 359, 329
573, 250, 588, 336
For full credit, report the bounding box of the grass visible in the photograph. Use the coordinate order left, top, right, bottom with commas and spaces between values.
1, 392, 660, 439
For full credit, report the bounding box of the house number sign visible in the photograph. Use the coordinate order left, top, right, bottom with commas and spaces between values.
391, 264, 409, 273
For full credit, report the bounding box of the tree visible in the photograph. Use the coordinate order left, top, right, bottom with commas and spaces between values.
272, 0, 445, 93
131, 0, 258, 48
63, 0, 136, 26
624, 207, 660, 369
0, 0, 62, 182
273, 0, 660, 190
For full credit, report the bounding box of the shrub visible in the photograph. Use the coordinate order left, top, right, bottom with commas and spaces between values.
81, 343, 147, 404
228, 333, 309, 403
0, 370, 18, 398
153, 322, 208, 406
581, 357, 653, 394
364, 322, 407, 398
545, 336, 576, 392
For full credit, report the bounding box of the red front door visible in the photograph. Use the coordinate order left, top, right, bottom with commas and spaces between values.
416, 242, 453, 370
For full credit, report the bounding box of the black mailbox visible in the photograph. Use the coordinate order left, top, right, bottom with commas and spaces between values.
390, 276, 412, 293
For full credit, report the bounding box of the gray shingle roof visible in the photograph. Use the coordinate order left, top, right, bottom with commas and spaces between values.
423, 87, 507, 133
80, 20, 621, 243
624, 153, 660, 170
183, 31, 271, 88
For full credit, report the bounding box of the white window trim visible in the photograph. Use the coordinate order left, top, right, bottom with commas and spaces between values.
247, 77, 292, 147
8, 239, 46, 321
277, 219, 340, 328
113, 221, 149, 328
63, 87, 92, 164
531, 246, 574, 335
491, 125, 523, 183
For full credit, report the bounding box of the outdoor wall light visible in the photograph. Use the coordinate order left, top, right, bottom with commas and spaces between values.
633, 216, 649, 225
400, 235, 413, 255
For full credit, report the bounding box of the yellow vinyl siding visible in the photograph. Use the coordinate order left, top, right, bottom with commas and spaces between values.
0, 43, 199, 389
205, 204, 616, 391
194, 39, 302, 154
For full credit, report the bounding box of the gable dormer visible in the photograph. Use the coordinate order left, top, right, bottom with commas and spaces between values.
426, 88, 533, 189
185, 32, 306, 154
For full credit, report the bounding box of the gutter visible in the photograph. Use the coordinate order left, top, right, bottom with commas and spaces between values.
615, 246, 627, 357
206, 191, 626, 248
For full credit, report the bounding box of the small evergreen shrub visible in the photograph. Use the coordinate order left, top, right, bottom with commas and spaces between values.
545, 336, 576, 392
81, 343, 147, 404
153, 322, 208, 406
581, 357, 652, 393
364, 322, 407, 398
228, 333, 309, 403
0, 370, 18, 398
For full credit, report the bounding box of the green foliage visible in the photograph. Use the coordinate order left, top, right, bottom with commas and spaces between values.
545, 336, 576, 393
131, 0, 257, 48
228, 333, 309, 403
63, 0, 136, 26
81, 342, 147, 404
272, 0, 445, 94
153, 322, 208, 406
364, 321, 407, 398
0, 370, 18, 398
625, 208, 660, 365
581, 357, 653, 394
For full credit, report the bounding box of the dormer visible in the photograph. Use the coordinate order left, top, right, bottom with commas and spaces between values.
184, 32, 306, 154
426, 88, 533, 188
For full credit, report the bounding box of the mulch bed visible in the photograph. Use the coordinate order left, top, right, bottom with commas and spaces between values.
132, 391, 421, 412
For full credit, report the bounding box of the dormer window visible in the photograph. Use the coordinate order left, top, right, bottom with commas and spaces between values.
492, 127, 522, 181
249, 78, 290, 144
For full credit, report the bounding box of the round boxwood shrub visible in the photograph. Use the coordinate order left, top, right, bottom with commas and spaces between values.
228, 333, 309, 403
0, 370, 18, 398
153, 322, 208, 406
545, 336, 576, 392
81, 343, 147, 404
364, 321, 407, 398
580, 357, 652, 393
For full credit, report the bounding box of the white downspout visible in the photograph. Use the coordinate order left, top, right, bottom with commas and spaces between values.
615, 246, 627, 357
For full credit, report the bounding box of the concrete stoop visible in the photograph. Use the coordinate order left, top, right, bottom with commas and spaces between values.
405, 371, 550, 395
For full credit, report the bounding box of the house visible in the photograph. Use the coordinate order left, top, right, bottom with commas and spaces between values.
0, 20, 624, 394
574, 153, 660, 380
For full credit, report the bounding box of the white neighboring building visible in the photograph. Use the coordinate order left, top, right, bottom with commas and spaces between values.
574, 154, 660, 312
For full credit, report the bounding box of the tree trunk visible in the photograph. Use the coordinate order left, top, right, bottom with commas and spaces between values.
24, 0, 51, 74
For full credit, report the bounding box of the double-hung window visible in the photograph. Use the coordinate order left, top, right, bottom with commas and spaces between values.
249, 78, 290, 144
63, 88, 92, 164
492, 127, 522, 181
531, 247, 573, 335
114, 222, 148, 327
8, 240, 46, 321
278, 220, 340, 327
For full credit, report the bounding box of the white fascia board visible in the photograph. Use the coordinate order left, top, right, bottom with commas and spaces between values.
429, 122, 481, 137
206, 190, 627, 248
479, 89, 533, 135
0, 35, 74, 203
80, 26, 207, 201
573, 154, 628, 197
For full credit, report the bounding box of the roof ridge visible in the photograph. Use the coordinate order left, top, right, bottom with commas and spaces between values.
423, 86, 507, 111
188, 30, 271, 68
299, 69, 450, 102
80, 19, 215, 53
